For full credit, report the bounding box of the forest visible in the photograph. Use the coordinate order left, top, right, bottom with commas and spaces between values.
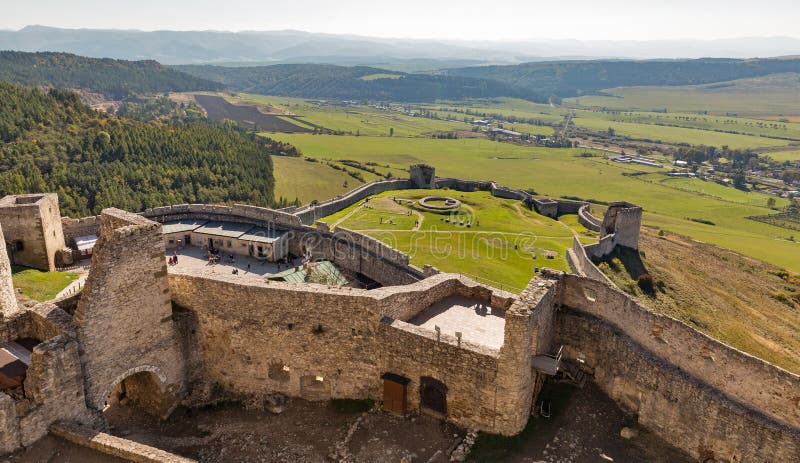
0, 51, 222, 99
176, 63, 530, 102
0, 82, 276, 217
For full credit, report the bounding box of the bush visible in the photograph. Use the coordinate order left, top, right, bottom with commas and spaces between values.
637, 273, 655, 294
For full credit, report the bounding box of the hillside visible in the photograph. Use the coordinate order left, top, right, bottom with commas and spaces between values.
0, 82, 274, 216
176, 63, 530, 102
445, 58, 800, 99
594, 227, 800, 373
0, 51, 223, 99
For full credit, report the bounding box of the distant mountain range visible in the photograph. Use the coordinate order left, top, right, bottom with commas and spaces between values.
1, 26, 800, 68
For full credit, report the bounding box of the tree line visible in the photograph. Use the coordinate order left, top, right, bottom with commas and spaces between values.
0, 82, 277, 217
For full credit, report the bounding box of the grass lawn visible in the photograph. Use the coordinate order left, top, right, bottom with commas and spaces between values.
322, 190, 578, 292
12, 266, 79, 301
273, 134, 800, 273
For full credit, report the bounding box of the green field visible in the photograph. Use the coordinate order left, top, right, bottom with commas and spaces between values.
272, 156, 357, 204
565, 73, 800, 117
571, 113, 791, 149
271, 134, 800, 273
12, 266, 78, 301
234, 93, 470, 136
764, 149, 800, 162
321, 190, 585, 291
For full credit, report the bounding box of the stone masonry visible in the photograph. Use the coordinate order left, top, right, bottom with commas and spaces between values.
72, 209, 184, 416
0, 193, 66, 271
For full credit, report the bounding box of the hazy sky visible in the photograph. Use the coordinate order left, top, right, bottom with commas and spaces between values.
2, 0, 799, 41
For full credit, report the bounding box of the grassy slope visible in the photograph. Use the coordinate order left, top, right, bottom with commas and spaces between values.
596, 228, 800, 374
12, 266, 78, 301
321, 190, 580, 292
564, 73, 800, 117
271, 134, 799, 272
271, 155, 356, 204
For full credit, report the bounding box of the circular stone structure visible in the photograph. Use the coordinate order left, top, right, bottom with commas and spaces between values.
418, 196, 462, 211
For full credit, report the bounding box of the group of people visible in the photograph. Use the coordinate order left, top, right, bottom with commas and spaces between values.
168, 252, 179, 266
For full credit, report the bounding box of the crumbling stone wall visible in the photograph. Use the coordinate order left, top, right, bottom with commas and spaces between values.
577, 204, 602, 231
554, 274, 800, 461
0, 193, 66, 271
61, 215, 101, 247
0, 224, 18, 316
0, 302, 94, 454
600, 202, 642, 250
73, 209, 184, 414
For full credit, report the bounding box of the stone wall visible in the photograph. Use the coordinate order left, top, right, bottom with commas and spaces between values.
577, 204, 602, 231
73, 209, 184, 413
566, 237, 615, 285
169, 272, 383, 402
600, 202, 642, 250
0, 224, 18, 315
0, 193, 65, 271
0, 303, 94, 454
288, 228, 424, 286
293, 179, 413, 225
51, 421, 196, 463
61, 215, 101, 246
554, 274, 800, 460
142, 203, 303, 230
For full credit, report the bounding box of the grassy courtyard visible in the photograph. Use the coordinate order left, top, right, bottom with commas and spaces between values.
321, 190, 596, 292
12, 266, 79, 302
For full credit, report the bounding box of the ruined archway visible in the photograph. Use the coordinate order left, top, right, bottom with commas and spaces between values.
99, 366, 174, 419
420, 376, 447, 415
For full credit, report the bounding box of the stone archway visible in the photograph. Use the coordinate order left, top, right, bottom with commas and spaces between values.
420, 376, 447, 416
98, 365, 172, 418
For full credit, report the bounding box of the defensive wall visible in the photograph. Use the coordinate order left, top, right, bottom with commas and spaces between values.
167, 270, 541, 435
553, 273, 800, 461
0, 168, 798, 460
0, 193, 66, 271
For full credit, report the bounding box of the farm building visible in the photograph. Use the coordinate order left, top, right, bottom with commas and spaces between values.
162, 219, 289, 261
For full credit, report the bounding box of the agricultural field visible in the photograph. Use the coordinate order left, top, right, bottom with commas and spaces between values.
321, 190, 593, 291
232, 93, 471, 136
763, 149, 800, 162
564, 73, 800, 117
271, 134, 800, 273
570, 112, 791, 149
193, 94, 311, 132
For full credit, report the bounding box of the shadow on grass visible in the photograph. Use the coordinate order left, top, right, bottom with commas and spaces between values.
468, 383, 577, 462
592, 246, 648, 281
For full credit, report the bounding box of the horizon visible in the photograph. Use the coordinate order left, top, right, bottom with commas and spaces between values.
3, 0, 800, 42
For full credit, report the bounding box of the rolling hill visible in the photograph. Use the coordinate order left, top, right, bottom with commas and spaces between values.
0, 51, 223, 99
176, 63, 531, 102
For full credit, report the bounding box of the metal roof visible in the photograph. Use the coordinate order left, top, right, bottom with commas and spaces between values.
239, 227, 287, 244
192, 221, 255, 238
74, 234, 98, 251
267, 260, 348, 286
162, 219, 207, 235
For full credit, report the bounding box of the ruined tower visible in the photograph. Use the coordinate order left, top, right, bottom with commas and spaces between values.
0, 194, 66, 271
600, 202, 642, 250
72, 209, 184, 417
409, 164, 436, 189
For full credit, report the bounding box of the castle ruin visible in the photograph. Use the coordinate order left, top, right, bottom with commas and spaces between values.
0, 166, 797, 462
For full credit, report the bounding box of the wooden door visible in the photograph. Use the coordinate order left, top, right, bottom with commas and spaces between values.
382, 378, 406, 415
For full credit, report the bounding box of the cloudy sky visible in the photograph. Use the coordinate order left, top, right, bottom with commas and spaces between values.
2, 0, 799, 41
